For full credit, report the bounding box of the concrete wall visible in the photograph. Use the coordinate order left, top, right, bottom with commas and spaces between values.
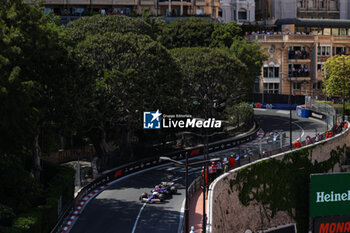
208, 126, 350, 233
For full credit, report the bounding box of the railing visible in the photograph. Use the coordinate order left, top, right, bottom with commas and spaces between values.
51, 121, 260, 233
288, 71, 310, 77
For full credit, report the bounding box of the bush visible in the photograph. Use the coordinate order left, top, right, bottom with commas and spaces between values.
2, 163, 75, 233
0, 204, 15, 227
0, 155, 43, 214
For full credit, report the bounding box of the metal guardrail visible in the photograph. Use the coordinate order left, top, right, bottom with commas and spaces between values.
50, 122, 260, 233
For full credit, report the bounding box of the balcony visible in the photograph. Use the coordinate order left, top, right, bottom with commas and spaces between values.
288, 70, 311, 81
288, 50, 310, 61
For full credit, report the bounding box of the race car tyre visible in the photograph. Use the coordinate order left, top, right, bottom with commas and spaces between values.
170, 186, 177, 194
159, 194, 165, 202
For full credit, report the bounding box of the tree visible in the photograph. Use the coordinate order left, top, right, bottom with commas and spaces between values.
229, 38, 267, 97
74, 32, 182, 158
65, 15, 153, 43
0, 0, 76, 182
170, 47, 246, 118
210, 21, 242, 48
323, 55, 350, 97
157, 18, 219, 49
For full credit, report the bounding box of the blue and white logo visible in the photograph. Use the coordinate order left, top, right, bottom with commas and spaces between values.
143, 110, 162, 129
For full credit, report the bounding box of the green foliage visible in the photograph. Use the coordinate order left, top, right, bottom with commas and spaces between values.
210, 22, 242, 48
233, 145, 345, 232
157, 18, 219, 49
0, 155, 43, 214
225, 103, 253, 126
0, 0, 79, 181
1, 163, 74, 232
323, 55, 350, 97
0, 204, 16, 227
170, 47, 246, 117
230, 38, 267, 96
74, 31, 182, 155
65, 15, 153, 43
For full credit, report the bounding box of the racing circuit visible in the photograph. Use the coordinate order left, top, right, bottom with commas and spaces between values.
69, 109, 326, 233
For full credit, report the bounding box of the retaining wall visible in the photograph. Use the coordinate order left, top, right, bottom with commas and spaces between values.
208, 125, 350, 233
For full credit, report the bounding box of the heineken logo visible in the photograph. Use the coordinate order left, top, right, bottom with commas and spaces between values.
316, 191, 350, 203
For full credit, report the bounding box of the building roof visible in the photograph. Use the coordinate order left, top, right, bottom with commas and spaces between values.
275, 18, 350, 28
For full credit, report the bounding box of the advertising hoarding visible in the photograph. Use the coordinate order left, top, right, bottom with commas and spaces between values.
310, 173, 350, 217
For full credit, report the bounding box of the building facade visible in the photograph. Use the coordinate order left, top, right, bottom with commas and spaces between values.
219, 0, 255, 23
25, 0, 220, 18
247, 19, 350, 96
255, 0, 350, 20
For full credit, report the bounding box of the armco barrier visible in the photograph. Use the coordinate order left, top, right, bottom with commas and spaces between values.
51, 122, 260, 233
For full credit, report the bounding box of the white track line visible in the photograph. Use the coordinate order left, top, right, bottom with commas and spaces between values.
131, 203, 147, 233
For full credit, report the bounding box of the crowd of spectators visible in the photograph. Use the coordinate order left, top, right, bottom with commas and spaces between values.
288, 49, 310, 59
245, 31, 312, 36
289, 66, 310, 77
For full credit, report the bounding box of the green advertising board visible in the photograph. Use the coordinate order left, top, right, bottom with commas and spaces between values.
310, 173, 350, 217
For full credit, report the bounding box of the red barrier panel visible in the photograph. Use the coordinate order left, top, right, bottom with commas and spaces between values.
190, 149, 200, 157
114, 169, 123, 178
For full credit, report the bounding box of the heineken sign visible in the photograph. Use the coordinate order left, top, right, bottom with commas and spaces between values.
310, 173, 350, 217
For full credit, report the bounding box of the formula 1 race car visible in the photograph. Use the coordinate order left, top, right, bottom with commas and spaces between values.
160, 182, 177, 194
139, 191, 165, 203
139, 182, 177, 203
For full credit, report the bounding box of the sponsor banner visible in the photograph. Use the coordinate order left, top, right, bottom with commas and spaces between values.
250, 102, 298, 110
314, 215, 350, 233
310, 173, 350, 217
311, 112, 325, 120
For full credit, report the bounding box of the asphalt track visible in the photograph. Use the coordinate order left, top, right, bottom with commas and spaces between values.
70, 109, 326, 233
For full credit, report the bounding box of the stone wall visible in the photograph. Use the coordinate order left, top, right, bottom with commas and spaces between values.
209, 127, 350, 233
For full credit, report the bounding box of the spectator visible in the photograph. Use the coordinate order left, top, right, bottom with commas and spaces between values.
229, 154, 236, 170
101, 8, 106, 14
315, 133, 320, 142
306, 135, 311, 145
263, 150, 268, 157
293, 140, 301, 149
210, 162, 217, 179
224, 162, 229, 173
201, 167, 208, 185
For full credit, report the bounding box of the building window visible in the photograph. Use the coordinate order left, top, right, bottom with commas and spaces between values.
218, 8, 222, 18
332, 28, 339, 36
238, 9, 247, 20
313, 81, 323, 90
293, 82, 302, 90
340, 28, 347, 35
212, 8, 216, 17
318, 46, 331, 56
298, 0, 305, 8
323, 28, 331, 35
263, 83, 279, 94
317, 63, 325, 72
333, 47, 347, 56
320, 0, 325, 8
263, 67, 279, 78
